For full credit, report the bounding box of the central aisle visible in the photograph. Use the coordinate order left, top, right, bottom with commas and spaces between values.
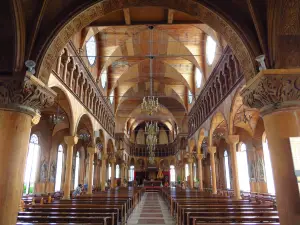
127, 192, 175, 225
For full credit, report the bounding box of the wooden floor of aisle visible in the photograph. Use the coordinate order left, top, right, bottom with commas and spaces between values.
127, 192, 175, 225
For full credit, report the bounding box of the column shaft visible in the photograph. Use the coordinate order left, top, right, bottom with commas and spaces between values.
101, 159, 107, 191
63, 136, 78, 199
263, 109, 300, 225
209, 147, 217, 194
197, 154, 204, 191
188, 162, 193, 188
0, 110, 32, 225
226, 135, 241, 200
111, 163, 115, 188
87, 152, 93, 194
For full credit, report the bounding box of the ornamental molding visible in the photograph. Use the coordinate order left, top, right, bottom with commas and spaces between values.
0, 72, 56, 116
241, 69, 300, 115
37, 0, 256, 84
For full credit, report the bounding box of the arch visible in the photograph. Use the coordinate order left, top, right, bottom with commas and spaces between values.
197, 128, 207, 153
188, 138, 196, 153
49, 86, 75, 135
38, 1, 256, 84
76, 114, 95, 144
209, 112, 228, 146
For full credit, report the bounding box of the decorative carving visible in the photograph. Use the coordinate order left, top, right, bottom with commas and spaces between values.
50, 161, 56, 183
241, 70, 300, 115
0, 73, 56, 116
38, 0, 256, 85
189, 48, 243, 136
40, 160, 48, 182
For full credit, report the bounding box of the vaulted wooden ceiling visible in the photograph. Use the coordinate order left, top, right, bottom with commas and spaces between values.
77, 7, 227, 132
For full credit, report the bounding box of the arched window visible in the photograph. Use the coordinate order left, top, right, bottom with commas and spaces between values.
24, 134, 40, 194
109, 91, 114, 104
188, 90, 193, 104
86, 36, 96, 65
224, 150, 231, 189
263, 138, 275, 194
116, 164, 120, 179
237, 143, 250, 191
129, 165, 134, 181
193, 163, 197, 182
55, 145, 64, 192
185, 164, 189, 181
206, 36, 217, 65
101, 70, 107, 88
289, 137, 300, 193
170, 165, 175, 183
108, 164, 112, 180
195, 68, 203, 88
74, 151, 80, 189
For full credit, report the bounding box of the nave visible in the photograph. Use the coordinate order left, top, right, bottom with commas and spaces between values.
127, 192, 175, 225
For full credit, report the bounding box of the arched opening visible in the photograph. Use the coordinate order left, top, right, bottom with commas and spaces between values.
193, 163, 197, 182
170, 165, 176, 184
55, 145, 64, 192
224, 150, 231, 189
116, 164, 120, 179
23, 134, 40, 194
289, 137, 300, 193
262, 136, 275, 194
74, 151, 80, 189
108, 163, 112, 180
237, 143, 250, 191
129, 165, 134, 182
185, 163, 189, 181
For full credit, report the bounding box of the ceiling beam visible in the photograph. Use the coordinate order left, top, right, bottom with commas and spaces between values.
89, 21, 202, 27
123, 8, 131, 25
168, 9, 174, 24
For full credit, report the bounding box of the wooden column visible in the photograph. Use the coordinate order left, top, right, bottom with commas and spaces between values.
226, 135, 241, 200
197, 154, 204, 191
208, 146, 217, 194
63, 136, 78, 199
87, 147, 95, 194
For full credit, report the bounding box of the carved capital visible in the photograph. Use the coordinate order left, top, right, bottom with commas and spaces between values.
187, 157, 194, 164
102, 153, 108, 160
0, 72, 56, 117
88, 147, 96, 155
208, 146, 216, 155
241, 69, 300, 115
197, 154, 204, 160
226, 135, 239, 145
64, 136, 78, 146
110, 156, 116, 164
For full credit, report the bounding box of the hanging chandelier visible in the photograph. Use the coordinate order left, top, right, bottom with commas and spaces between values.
145, 121, 159, 136
141, 26, 159, 115
78, 133, 91, 142
49, 93, 65, 125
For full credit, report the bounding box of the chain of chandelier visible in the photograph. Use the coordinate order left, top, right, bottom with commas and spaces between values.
140, 26, 160, 164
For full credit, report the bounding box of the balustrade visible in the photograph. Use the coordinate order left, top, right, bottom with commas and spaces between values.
54, 42, 115, 136
188, 47, 243, 136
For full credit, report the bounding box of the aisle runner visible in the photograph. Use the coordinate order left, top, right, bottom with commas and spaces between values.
127, 192, 175, 225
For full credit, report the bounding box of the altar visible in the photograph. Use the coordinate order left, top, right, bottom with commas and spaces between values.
144, 180, 162, 192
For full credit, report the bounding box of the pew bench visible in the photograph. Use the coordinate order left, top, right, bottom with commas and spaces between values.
191, 215, 280, 225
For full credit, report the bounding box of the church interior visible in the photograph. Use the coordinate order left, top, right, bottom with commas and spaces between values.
1, 0, 300, 225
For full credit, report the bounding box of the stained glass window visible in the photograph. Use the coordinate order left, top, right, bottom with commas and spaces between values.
206, 36, 217, 65
185, 164, 189, 181
23, 134, 40, 194
237, 143, 250, 191
116, 164, 120, 178
110, 91, 114, 104
101, 70, 107, 88
86, 36, 96, 65
55, 145, 64, 192
188, 90, 193, 104
195, 68, 203, 88
74, 151, 80, 189
224, 150, 231, 189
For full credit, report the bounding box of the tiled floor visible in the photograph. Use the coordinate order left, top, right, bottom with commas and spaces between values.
127, 192, 175, 225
